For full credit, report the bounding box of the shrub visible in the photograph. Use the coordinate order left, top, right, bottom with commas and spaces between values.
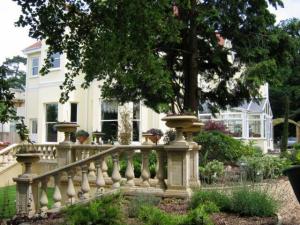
190, 190, 230, 211
163, 129, 176, 144
138, 205, 185, 225
199, 160, 224, 184
240, 155, 291, 181
64, 193, 124, 225
180, 202, 218, 225
230, 188, 278, 217
203, 120, 229, 134
75, 130, 89, 138
194, 131, 256, 164
127, 194, 160, 218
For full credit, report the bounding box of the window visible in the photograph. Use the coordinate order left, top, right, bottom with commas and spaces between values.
248, 115, 261, 138
31, 119, 38, 134
50, 53, 60, 68
70, 103, 78, 122
132, 103, 140, 142
100, 101, 141, 143
32, 57, 39, 76
70, 103, 78, 142
101, 100, 118, 143
45, 104, 58, 142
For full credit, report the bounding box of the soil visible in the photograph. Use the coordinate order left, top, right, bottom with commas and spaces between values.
211, 213, 278, 225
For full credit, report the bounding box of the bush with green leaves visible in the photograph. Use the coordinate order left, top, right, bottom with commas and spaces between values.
230, 188, 278, 217
191, 188, 278, 217
239, 155, 291, 181
199, 160, 224, 184
194, 131, 256, 164
190, 190, 230, 211
64, 193, 124, 225
127, 194, 160, 218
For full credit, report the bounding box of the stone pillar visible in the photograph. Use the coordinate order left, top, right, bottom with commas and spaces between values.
56, 143, 73, 167
188, 143, 201, 188
164, 145, 192, 198
14, 153, 41, 217
297, 124, 300, 143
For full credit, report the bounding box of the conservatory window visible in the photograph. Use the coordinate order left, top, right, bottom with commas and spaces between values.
227, 120, 242, 137
248, 115, 261, 138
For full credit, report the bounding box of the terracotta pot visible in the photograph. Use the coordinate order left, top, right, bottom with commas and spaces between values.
77, 136, 88, 144
148, 135, 161, 144
284, 165, 300, 204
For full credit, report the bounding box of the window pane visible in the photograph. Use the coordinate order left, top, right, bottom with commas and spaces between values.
133, 103, 140, 120
46, 104, 58, 122
32, 120, 37, 134
32, 58, 39, 75
132, 121, 140, 142
101, 121, 118, 143
71, 103, 77, 122
51, 53, 60, 68
101, 100, 118, 120
46, 123, 57, 142
249, 120, 261, 137
32, 67, 38, 76
249, 115, 260, 120
227, 120, 242, 137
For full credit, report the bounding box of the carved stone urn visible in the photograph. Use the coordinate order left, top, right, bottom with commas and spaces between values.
142, 133, 154, 145
55, 122, 79, 143
162, 115, 198, 145
183, 122, 204, 142
16, 152, 42, 178
92, 131, 105, 145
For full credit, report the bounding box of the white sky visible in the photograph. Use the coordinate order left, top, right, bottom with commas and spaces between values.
0, 0, 300, 64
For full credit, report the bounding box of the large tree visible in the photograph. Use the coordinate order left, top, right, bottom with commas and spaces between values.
269, 18, 300, 151
13, 0, 284, 113
3, 56, 27, 90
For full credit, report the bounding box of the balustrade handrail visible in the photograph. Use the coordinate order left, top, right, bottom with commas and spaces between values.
0, 143, 20, 155
32, 144, 163, 182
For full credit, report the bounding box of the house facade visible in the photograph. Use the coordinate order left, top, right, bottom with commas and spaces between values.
23, 41, 273, 152
23, 41, 167, 144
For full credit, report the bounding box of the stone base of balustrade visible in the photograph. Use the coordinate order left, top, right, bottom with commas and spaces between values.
164, 187, 192, 199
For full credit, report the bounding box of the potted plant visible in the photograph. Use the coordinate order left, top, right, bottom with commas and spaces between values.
284, 166, 300, 204
75, 130, 89, 144
146, 128, 163, 145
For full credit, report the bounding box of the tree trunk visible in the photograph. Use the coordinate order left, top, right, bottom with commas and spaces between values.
183, 0, 198, 115
281, 94, 290, 152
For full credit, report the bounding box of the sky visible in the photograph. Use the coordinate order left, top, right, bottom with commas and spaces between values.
0, 0, 300, 64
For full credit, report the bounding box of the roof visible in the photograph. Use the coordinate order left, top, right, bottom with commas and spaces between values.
23, 41, 42, 53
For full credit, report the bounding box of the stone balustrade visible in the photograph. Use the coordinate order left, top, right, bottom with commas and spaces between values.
14, 144, 171, 216
0, 143, 19, 167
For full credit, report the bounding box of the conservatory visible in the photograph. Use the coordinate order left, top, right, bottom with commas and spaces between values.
199, 98, 273, 153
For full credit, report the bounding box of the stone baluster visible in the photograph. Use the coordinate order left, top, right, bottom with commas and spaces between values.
155, 150, 166, 189
67, 171, 76, 204
7, 151, 14, 163
141, 149, 150, 187
81, 165, 90, 199
111, 154, 121, 188
47, 146, 52, 160
53, 174, 62, 208
88, 151, 96, 178
0, 155, 3, 166
2, 154, 8, 165
125, 150, 135, 186
101, 157, 109, 178
40, 178, 49, 213
95, 159, 105, 193
42, 146, 47, 160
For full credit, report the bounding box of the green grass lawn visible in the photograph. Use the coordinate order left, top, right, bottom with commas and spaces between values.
0, 185, 54, 219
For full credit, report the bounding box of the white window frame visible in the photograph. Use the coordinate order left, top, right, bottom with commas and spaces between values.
31, 57, 39, 76
50, 53, 61, 69
45, 103, 58, 143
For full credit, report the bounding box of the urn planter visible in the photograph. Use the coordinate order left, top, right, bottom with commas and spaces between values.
55, 122, 79, 143
92, 131, 105, 144
162, 115, 198, 145
283, 165, 300, 203
16, 152, 42, 177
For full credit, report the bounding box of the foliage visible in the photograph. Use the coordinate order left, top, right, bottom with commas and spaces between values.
191, 188, 278, 217
2, 56, 26, 90
127, 194, 160, 218
147, 128, 164, 137
64, 193, 124, 225
118, 107, 132, 145
15, 119, 30, 142
163, 129, 176, 144
190, 190, 231, 211
230, 188, 278, 217
199, 160, 224, 184
138, 205, 186, 225
203, 121, 229, 134
75, 129, 89, 138
180, 203, 219, 225
14, 0, 286, 113
194, 131, 256, 164
239, 155, 291, 181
